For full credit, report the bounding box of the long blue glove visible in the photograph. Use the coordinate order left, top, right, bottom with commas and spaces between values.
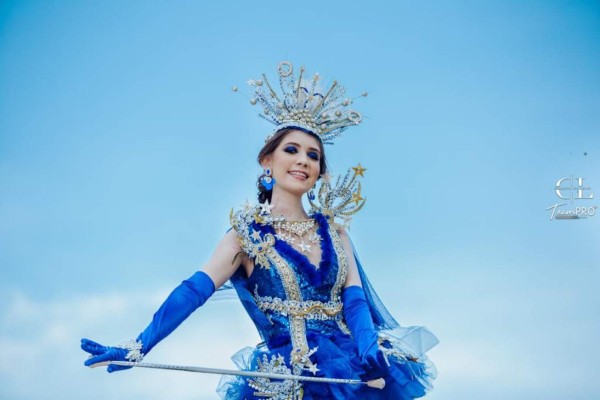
81, 271, 215, 373
342, 285, 389, 380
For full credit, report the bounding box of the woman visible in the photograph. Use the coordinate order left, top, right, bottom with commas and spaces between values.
81, 62, 438, 399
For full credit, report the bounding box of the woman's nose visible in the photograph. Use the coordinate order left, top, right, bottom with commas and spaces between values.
296, 153, 309, 166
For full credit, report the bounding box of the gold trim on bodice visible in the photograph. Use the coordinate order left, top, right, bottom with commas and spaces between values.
254, 287, 343, 320
264, 247, 318, 375
327, 225, 351, 335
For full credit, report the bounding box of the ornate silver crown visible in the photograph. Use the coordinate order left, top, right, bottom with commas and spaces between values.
233, 61, 367, 144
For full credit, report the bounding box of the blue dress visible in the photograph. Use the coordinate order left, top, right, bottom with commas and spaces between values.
218, 206, 437, 399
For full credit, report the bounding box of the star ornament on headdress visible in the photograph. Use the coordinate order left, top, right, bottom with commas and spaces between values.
351, 186, 364, 205
352, 163, 366, 177
233, 61, 368, 144
308, 165, 367, 229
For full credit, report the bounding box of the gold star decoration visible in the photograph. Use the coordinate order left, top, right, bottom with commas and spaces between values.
352, 163, 366, 177
351, 187, 364, 205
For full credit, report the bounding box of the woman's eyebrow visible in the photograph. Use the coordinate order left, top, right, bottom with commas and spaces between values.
283, 142, 321, 154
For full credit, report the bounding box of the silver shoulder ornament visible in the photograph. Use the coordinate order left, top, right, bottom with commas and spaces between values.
230, 200, 280, 270
309, 163, 367, 230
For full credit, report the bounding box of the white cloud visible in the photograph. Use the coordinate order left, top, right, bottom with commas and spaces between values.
0, 289, 260, 400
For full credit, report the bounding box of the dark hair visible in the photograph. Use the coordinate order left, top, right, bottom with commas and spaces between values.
257, 128, 328, 203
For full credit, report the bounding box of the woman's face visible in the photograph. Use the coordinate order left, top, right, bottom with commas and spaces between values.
261, 130, 322, 197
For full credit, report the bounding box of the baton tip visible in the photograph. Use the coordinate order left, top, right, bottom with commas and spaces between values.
366, 378, 386, 390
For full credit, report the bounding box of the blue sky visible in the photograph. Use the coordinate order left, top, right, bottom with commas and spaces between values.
1, 1, 599, 399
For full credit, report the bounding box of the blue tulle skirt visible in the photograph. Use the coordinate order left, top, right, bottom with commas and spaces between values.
217, 329, 437, 400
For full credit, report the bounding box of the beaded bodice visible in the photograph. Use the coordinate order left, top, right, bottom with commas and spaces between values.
248, 212, 350, 336
229, 205, 351, 373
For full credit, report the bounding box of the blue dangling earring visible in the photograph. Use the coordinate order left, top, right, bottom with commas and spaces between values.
308, 184, 316, 201
260, 167, 276, 190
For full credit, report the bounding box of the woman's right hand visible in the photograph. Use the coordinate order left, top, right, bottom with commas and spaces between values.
81, 338, 133, 373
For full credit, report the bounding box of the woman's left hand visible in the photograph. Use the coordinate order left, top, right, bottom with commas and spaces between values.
360, 347, 390, 381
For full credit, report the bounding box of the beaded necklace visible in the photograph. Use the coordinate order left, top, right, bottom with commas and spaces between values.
273, 219, 322, 253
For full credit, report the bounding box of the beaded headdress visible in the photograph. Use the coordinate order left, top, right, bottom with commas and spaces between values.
233, 61, 367, 144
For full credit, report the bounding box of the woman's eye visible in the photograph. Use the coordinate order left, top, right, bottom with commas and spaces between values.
283, 146, 319, 161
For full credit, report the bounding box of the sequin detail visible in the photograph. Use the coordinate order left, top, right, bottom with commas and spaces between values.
248, 353, 304, 400
115, 339, 144, 363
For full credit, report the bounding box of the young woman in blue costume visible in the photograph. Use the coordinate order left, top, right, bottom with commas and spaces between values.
81, 62, 438, 399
